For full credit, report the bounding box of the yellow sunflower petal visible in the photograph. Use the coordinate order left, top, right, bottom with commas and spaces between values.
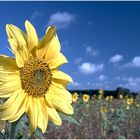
0, 89, 19, 110
0, 55, 18, 71
9, 94, 27, 122
6, 24, 29, 67
0, 70, 21, 98
45, 89, 74, 115
0, 73, 19, 83
48, 53, 68, 69
37, 98, 48, 133
51, 79, 68, 89
0, 79, 21, 98
36, 26, 56, 59
26, 96, 38, 132
52, 71, 73, 83
0, 91, 26, 121
47, 85, 72, 103
6, 24, 26, 46
33, 98, 39, 130
8, 39, 28, 67
47, 97, 74, 115
25, 20, 38, 52
44, 34, 61, 62
47, 107, 62, 126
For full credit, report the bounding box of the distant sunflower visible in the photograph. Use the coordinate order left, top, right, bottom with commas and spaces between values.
109, 96, 114, 101
127, 97, 134, 105
82, 94, 89, 102
98, 95, 102, 100
0, 21, 74, 133
72, 92, 78, 102
126, 106, 130, 110
105, 96, 109, 101
119, 94, 123, 99
98, 89, 104, 95
111, 108, 115, 113
100, 106, 107, 113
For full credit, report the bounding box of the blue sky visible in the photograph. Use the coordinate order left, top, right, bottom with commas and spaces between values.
0, 1, 140, 91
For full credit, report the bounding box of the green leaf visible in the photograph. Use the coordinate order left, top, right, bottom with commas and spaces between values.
58, 112, 81, 126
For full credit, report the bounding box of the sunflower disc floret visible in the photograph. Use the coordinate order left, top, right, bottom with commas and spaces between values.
20, 57, 53, 97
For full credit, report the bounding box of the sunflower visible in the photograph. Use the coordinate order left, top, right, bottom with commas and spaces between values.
136, 103, 139, 107
127, 97, 134, 105
105, 96, 109, 101
110, 108, 115, 113
0, 20, 74, 133
100, 106, 107, 113
98, 89, 104, 95
82, 94, 89, 102
126, 106, 130, 110
98, 95, 102, 100
119, 94, 123, 99
109, 95, 114, 101
72, 92, 78, 103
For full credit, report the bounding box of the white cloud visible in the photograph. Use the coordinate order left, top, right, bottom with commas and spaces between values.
94, 83, 103, 87
86, 46, 100, 57
47, 12, 76, 29
87, 81, 91, 85
123, 56, 140, 68
31, 11, 42, 21
86, 81, 111, 90
97, 74, 107, 81
75, 58, 82, 64
87, 81, 101, 87
132, 56, 140, 67
79, 62, 104, 74
109, 54, 123, 63
121, 76, 140, 91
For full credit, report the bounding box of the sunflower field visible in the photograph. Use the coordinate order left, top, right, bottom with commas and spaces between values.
44, 90, 140, 139
1, 89, 139, 139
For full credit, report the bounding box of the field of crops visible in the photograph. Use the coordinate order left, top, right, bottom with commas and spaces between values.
0, 90, 140, 139
44, 90, 140, 139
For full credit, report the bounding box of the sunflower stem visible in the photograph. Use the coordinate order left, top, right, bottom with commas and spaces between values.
10, 121, 18, 139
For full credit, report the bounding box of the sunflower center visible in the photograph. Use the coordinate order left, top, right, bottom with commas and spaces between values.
19, 57, 53, 97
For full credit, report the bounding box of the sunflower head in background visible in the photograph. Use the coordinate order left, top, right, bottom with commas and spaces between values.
127, 97, 134, 105
100, 106, 107, 113
0, 20, 74, 133
82, 94, 90, 103
119, 94, 123, 99
72, 92, 78, 103
98, 89, 104, 95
